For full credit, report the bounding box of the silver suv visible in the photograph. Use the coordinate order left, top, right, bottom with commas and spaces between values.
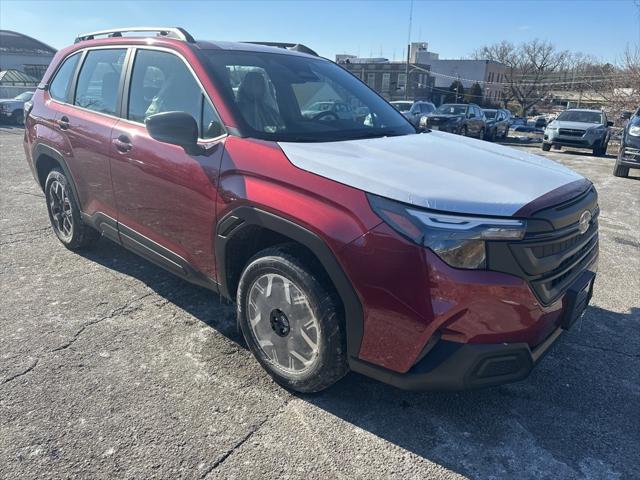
542, 109, 612, 156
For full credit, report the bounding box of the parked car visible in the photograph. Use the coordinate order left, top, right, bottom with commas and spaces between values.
421, 103, 486, 138
301, 100, 355, 121
24, 27, 599, 393
482, 108, 510, 141
390, 100, 436, 126
509, 116, 526, 127
534, 117, 547, 129
542, 109, 612, 156
0, 91, 34, 125
614, 107, 640, 177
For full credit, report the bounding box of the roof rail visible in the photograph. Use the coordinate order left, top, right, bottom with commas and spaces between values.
243, 42, 318, 56
74, 27, 195, 44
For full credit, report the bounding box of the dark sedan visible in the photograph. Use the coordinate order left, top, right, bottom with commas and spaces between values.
0, 91, 34, 125
421, 103, 486, 139
483, 108, 510, 141
614, 107, 640, 178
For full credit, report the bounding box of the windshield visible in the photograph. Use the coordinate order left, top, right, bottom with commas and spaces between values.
392, 102, 413, 112
556, 111, 603, 124
203, 51, 414, 142
483, 110, 497, 119
436, 104, 467, 115
14, 91, 33, 101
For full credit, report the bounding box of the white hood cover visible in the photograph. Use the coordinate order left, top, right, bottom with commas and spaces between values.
278, 131, 584, 216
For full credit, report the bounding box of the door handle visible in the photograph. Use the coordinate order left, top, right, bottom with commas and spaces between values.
113, 134, 132, 153
58, 116, 70, 130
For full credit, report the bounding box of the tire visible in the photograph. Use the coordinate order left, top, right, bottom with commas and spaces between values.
593, 139, 607, 157
461, 125, 468, 137
613, 163, 629, 178
12, 110, 24, 126
479, 128, 486, 140
542, 143, 552, 151
44, 169, 100, 250
502, 127, 509, 139
237, 246, 348, 393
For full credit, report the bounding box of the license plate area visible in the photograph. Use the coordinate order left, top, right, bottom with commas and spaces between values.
561, 271, 595, 330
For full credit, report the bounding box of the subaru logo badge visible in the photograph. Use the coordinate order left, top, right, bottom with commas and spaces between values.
578, 210, 592, 235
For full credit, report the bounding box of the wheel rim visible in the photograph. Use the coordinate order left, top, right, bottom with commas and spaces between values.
48, 179, 73, 241
247, 273, 320, 375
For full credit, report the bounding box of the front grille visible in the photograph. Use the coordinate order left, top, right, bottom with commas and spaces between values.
558, 128, 585, 137
487, 186, 599, 305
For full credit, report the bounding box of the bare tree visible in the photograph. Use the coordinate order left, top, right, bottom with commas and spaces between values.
591, 46, 640, 115
473, 40, 568, 115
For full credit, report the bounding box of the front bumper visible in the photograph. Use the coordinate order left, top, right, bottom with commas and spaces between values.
351, 330, 558, 390
350, 269, 595, 391
618, 145, 640, 168
428, 122, 460, 133
544, 131, 601, 148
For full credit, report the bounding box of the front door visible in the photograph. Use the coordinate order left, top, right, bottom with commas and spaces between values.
109, 48, 226, 281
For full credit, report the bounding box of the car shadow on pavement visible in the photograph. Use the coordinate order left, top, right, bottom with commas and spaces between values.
80, 237, 639, 479
79, 237, 243, 345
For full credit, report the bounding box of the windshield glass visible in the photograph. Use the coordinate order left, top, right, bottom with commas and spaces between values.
14, 91, 33, 101
391, 102, 413, 112
203, 51, 414, 142
436, 104, 467, 115
556, 111, 603, 124
483, 110, 497, 119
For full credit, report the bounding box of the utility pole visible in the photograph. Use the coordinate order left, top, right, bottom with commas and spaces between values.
405, 0, 413, 100
456, 74, 460, 102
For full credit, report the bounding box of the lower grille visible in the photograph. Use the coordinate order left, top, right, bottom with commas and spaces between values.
622, 147, 640, 163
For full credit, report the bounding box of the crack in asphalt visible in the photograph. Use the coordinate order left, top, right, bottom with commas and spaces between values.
1, 359, 39, 386
201, 397, 293, 478
1, 226, 50, 237
51, 292, 155, 352
565, 340, 640, 359
11, 190, 44, 198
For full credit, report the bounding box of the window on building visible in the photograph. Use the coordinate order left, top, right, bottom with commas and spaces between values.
367, 73, 376, 89
397, 73, 407, 91
75, 49, 127, 115
381, 73, 390, 91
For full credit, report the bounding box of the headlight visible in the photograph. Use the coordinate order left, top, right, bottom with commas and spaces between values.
368, 194, 526, 269
419, 116, 428, 126
629, 125, 640, 136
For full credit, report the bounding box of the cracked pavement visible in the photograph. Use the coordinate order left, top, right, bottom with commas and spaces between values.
1, 126, 639, 479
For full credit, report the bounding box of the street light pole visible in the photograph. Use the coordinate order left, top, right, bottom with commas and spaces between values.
405, 0, 413, 101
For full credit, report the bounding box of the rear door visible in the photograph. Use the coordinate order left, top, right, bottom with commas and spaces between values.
109, 48, 226, 280
50, 48, 128, 223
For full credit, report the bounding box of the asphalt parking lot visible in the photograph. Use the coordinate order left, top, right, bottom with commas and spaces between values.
1, 126, 638, 480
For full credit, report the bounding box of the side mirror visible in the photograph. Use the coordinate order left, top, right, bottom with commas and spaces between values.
146, 111, 204, 155
607, 121, 614, 127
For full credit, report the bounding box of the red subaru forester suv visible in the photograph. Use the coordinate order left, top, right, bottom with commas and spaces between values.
24, 28, 599, 392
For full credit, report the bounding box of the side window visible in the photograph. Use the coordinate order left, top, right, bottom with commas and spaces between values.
74, 49, 126, 115
128, 50, 202, 127
49, 53, 80, 102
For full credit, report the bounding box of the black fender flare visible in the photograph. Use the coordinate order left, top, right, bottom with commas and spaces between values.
215, 206, 364, 359
32, 143, 83, 210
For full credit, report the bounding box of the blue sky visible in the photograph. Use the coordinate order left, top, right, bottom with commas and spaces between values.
1, 0, 637, 63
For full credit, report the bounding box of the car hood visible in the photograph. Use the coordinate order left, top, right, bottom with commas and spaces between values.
278, 131, 585, 216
